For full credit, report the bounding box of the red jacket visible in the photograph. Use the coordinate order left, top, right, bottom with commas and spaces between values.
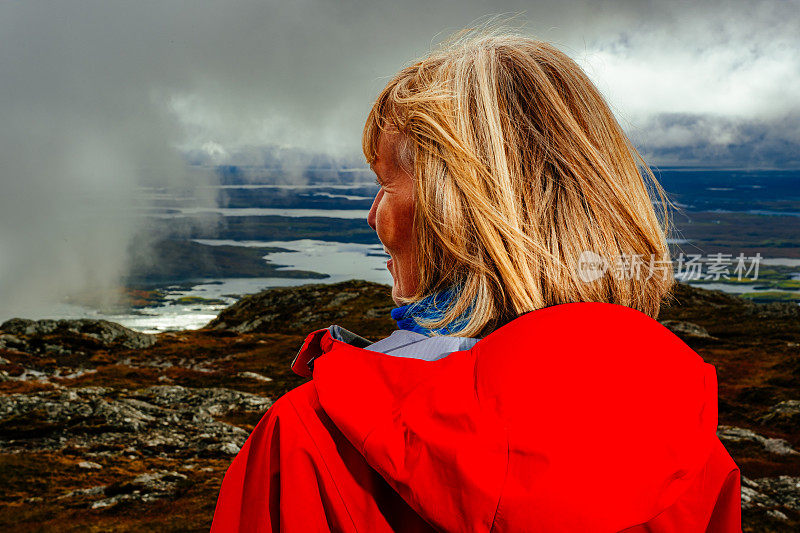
211, 302, 741, 532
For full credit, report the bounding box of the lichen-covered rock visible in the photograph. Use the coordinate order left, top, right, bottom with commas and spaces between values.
61, 470, 191, 510
0, 318, 157, 355
0, 385, 271, 458
204, 280, 395, 339
759, 400, 800, 433
717, 426, 799, 456
741, 475, 800, 516
658, 320, 715, 339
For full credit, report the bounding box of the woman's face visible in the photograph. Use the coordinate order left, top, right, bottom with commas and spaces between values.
367, 132, 419, 305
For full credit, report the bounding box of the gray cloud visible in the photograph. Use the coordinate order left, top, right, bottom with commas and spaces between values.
631, 113, 800, 169
0, 1, 797, 319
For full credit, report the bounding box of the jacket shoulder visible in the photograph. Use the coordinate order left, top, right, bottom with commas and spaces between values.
473, 302, 725, 531
474, 302, 702, 388
213, 380, 434, 533
479, 302, 682, 353
212, 382, 360, 532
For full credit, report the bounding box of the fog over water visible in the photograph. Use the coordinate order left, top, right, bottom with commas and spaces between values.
28, 240, 393, 333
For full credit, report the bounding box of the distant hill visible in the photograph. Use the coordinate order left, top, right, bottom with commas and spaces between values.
124, 238, 328, 286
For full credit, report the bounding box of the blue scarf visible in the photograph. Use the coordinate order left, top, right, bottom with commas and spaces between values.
390, 285, 472, 336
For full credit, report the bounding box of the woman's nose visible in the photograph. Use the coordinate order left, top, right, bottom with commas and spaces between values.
367, 190, 381, 230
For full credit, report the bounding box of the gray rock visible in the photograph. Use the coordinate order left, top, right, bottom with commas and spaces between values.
759, 400, 800, 431
237, 371, 273, 382
86, 470, 189, 510
325, 291, 359, 309
0, 317, 157, 354
658, 320, 714, 339
717, 425, 799, 456
0, 334, 25, 351
741, 476, 800, 514
58, 485, 106, 500
0, 385, 271, 458
205, 280, 393, 334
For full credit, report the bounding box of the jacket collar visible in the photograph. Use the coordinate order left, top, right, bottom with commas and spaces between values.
291, 325, 370, 378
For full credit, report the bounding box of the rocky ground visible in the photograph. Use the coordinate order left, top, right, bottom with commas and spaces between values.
0, 280, 798, 532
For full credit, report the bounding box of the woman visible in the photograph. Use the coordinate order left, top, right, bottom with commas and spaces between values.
211, 29, 741, 532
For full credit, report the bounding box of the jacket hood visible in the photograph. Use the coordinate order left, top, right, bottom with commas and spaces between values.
294, 302, 721, 532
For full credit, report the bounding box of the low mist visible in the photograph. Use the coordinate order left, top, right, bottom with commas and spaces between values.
1, 1, 797, 321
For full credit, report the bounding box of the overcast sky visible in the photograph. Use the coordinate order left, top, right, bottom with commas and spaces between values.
1, 0, 798, 319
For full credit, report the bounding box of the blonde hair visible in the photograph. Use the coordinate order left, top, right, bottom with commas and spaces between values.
363, 28, 675, 337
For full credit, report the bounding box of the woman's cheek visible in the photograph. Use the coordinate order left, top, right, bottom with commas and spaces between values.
377, 199, 398, 246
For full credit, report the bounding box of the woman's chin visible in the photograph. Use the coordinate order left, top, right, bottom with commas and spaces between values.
391, 283, 405, 306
